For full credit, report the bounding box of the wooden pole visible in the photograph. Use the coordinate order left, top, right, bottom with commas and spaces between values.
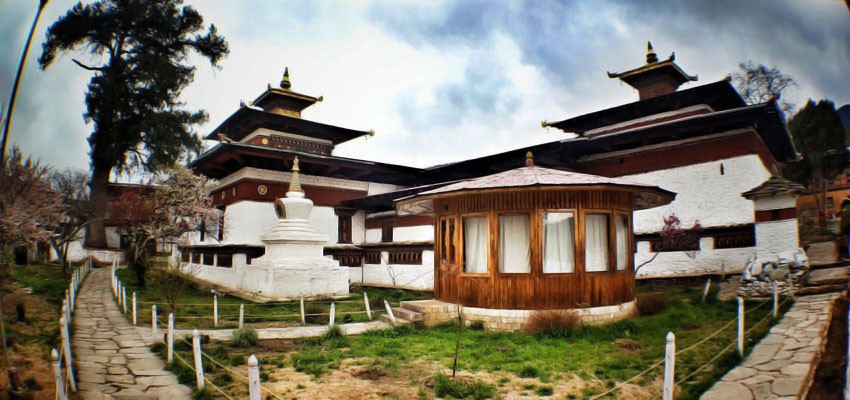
192, 329, 204, 390
663, 332, 676, 400
213, 295, 218, 328
239, 304, 245, 329
248, 355, 261, 400
167, 313, 174, 365
384, 300, 397, 326
132, 292, 137, 326
364, 292, 372, 320
52, 348, 66, 400
737, 297, 745, 357
300, 296, 305, 325
59, 316, 75, 392
329, 303, 336, 327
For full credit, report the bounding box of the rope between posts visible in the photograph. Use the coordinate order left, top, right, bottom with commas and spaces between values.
168, 338, 236, 400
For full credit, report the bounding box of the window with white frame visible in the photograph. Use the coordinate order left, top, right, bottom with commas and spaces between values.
543, 212, 576, 273
585, 213, 610, 272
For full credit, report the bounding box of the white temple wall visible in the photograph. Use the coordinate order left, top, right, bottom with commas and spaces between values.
367, 182, 401, 196
105, 227, 122, 249
217, 201, 278, 245
349, 250, 435, 290
364, 228, 381, 243
393, 226, 433, 242
755, 220, 800, 257
626, 155, 771, 233
309, 206, 339, 243
635, 237, 754, 278
352, 211, 367, 244
753, 196, 796, 211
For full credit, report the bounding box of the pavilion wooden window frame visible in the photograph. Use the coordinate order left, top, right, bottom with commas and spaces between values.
581, 209, 616, 274
438, 215, 461, 266
613, 211, 633, 272
459, 212, 490, 277
539, 208, 579, 276
495, 211, 534, 276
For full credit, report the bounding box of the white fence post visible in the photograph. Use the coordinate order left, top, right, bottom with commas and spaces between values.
248, 355, 261, 400
192, 329, 205, 390
772, 281, 779, 319
70, 277, 76, 311
329, 303, 336, 327
132, 292, 137, 326
52, 348, 66, 400
59, 316, 76, 392
239, 304, 245, 329
384, 300, 397, 326
122, 287, 127, 315
213, 295, 218, 328
152, 305, 158, 337
300, 296, 305, 325
117, 281, 122, 305
702, 278, 711, 302
663, 332, 676, 400
167, 313, 174, 365
364, 292, 372, 320
737, 297, 745, 357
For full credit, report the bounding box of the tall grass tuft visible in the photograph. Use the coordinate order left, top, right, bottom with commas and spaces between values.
230, 328, 258, 347
525, 310, 581, 338
432, 373, 497, 400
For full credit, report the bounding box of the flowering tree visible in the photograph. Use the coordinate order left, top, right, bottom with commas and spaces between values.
109, 166, 220, 287
635, 214, 703, 273
0, 147, 63, 269
45, 169, 92, 271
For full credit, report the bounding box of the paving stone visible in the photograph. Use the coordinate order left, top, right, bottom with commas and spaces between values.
702, 382, 752, 400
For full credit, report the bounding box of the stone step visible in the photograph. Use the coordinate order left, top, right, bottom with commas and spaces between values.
806, 266, 850, 286
392, 307, 424, 322
399, 299, 458, 314
379, 314, 411, 325
796, 284, 847, 296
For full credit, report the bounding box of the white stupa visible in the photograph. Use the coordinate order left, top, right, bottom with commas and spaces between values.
247, 157, 349, 299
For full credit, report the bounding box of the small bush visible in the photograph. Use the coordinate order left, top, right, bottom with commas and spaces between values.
432, 373, 497, 400
231, 328, 259, 347
525, 310, 581, 338
468, 320, 485, 331
535, 385, 554, 397
292, 349, 340, 377
322, 325, 348, 349
636, 292, 669, 316
519, 365, 540, 378
210, 345, 229, 359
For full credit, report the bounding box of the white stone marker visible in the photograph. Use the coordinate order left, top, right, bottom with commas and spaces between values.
737, 297, 745, 357
213, 295, 218, 327
248, 355, 261, 400
52, 348, 66, 400
300, 296, 305, 325
59, 316, 75, 392
364, 292, 372, 320
152, 305, 158, 337
167, 313, 174, 365
384, 300, 397, 326
132, 292, 137, 326
192, 329, 205, 390
239, 304, 245, 329
663, 332, 675, 400
329, 303, 336, 327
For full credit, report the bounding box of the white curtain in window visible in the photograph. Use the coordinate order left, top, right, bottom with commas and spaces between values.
616, 215, 629, 270
585, 214, 610, 272
499, 214, 531, 273
463, 216, 488, 273
543, 212, 575, 273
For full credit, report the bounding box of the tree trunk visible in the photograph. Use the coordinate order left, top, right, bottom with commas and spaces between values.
85, 164, 111, 249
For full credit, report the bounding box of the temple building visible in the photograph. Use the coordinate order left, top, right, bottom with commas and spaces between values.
184, 43, 798, 294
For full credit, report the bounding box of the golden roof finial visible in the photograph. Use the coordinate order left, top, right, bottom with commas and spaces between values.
525, 151, 534, 167
646, 41, 658, 64
280, 67, 292, 90
288, 156, 303, 193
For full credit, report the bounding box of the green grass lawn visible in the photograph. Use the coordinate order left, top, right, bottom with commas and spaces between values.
10, 263, 73, 304
115, 268, 432, 329
155, 282, 788, 400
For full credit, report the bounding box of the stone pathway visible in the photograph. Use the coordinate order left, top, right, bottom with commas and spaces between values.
73, 267, 192, 400
701, 292, 842, 400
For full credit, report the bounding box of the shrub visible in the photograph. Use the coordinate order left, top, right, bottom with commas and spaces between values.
535, 385, 554, 397
637, 293, 669, 316
519, 365, 540, 378
229, 355, 246, 366
292, 349, 340, 377
231, 328, 259, 348
322, 325, 348, 348
525, 310, 581, 338
432, 373, 497, 400
468, 320, 485, 331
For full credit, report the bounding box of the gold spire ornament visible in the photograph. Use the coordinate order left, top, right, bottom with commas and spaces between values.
525, 151, 534, 167
288, 156, 303, 192
281, 67, 292, 89
646, 41, 658, 64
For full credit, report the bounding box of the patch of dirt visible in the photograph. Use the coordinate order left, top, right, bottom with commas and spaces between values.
807, 297, 846, 399
615, 338, 644, 351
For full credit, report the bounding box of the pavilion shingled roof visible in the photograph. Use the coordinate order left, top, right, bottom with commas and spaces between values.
396, 155, 675, 215
741, 175, 806, 199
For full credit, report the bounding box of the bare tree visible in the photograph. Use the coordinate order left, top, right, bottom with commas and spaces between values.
149, 254, 200, 313
635, 214, 703, 274
46, 169, 92, 271
732, 61, 796, 113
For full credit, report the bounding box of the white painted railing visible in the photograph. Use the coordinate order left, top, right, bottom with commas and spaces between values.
53, 259, 94, 398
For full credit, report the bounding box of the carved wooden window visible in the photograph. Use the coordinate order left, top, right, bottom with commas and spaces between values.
440, 217, 457, 264
217, 206, 226, 242
336, 209, 354, 244
217, 254, 233, 268
381, 221, 394, 243
364, 251, 382, 264
388, 250, 423, 265
181, 252, 190, 263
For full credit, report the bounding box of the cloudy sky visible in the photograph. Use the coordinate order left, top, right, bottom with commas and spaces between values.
1, 0, 848, 176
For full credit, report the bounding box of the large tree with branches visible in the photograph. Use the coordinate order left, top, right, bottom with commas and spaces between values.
732, 61, 796, 113
38, 0, 228, 249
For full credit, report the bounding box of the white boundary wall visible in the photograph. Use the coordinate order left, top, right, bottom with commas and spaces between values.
635, 237, 755, 278
349, 250, 435, 291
